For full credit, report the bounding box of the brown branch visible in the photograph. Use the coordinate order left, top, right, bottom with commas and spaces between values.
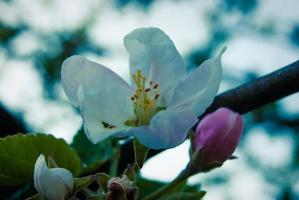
204, 59, 299, 116
118, 59, 299, 173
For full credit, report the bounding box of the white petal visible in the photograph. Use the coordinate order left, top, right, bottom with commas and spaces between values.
51, 168, 74, 192
62, 56, 135, 143
131, 109, 198, 149
77, 86, 134, 144
169, 47, 226, 116
34, 155, 67, 200
61, 55, 132, 108
61, 55, 87, 107
124, 27, 186, 106
34, 154, 45, 193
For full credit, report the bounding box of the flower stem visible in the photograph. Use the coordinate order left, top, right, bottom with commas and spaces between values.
141, 168, 194, 200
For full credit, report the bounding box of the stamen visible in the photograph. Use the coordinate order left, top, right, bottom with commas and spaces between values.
130, 70, 161, 125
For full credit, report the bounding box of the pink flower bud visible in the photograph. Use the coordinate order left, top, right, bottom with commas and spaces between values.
194, 107, 243, 170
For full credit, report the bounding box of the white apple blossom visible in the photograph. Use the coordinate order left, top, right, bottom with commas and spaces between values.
61, 27, 225, 149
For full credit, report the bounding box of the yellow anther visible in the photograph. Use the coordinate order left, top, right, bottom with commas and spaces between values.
130, 70, 160, 125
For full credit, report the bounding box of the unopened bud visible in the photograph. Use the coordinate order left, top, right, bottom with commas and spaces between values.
34, 154, 74, 200
106, 175, 138, 200
193, 107, 243, 171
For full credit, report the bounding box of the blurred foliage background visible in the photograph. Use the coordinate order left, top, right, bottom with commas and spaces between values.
0, 0, 299, 199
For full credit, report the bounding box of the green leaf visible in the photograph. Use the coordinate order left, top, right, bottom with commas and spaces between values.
160, 191, 206, 200
0, 133, 81, 186
71, 129, 114, 175
87, 196, 105, 200
133, 139, 149, 169
136, 177, 165, 198
137, 176, 201, 199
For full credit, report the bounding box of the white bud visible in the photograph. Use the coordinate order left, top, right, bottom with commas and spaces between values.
34, 154, 74, 200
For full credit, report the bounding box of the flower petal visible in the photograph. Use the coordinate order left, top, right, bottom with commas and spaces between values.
169, 47, 226, 116
51, 168, 74, 192
77, 86, 134, 144
62, 55, 132, 108
34, 155, 44, 193
34, 155, 67, 200
61, 56, 136, 143
124, 27, 186, 106
130, 109, 198, 149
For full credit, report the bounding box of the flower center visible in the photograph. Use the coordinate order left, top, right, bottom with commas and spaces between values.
130, 70, 160, 125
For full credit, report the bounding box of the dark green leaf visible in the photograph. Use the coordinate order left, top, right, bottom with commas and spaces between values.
137, 176, 201, 199
160, 191, 206, 200
71, 129, 114, 174
136, 177, 165, 198
87, 196, 105, 200
0, 133, 81, 186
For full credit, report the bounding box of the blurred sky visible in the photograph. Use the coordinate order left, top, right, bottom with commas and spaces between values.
0, 0, 299, 199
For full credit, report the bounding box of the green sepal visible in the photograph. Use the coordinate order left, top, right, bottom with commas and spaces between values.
47, 155, 58, 168
94, 173, 111, 192
229, 155, 238, 160
25, 193, 43, 200
123, 164, 138, 181
73, 176, 94, 195
188, 129, 196, 157
133, 139, 149, 169
189, 150, 223, 173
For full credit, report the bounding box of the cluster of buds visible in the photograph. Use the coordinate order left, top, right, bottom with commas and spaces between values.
32, 107, 243, 199
33, 155, 138, 200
